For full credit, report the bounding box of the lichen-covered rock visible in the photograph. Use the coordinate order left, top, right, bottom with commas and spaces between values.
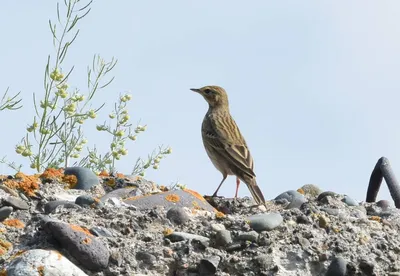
124, 189, 215, 213
64, 167, 99, 190
44, 221, 109, 271
3, 249, 88, 276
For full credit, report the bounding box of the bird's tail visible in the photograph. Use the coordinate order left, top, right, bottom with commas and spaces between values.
246, 177, 266, 205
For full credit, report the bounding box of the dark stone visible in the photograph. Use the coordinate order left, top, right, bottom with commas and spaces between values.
317, 191, 337, 202
136, 251, 156, 266
166, 206, 190, 225
0, 206, 13, 222
198, 256, 221, 275
75, 195, 103, 208
326, 256, 347, 276
44, 221, 109, 271
359, 260, 374, 276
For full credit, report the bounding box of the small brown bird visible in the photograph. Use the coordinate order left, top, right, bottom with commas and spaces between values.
191, 85, 266, 205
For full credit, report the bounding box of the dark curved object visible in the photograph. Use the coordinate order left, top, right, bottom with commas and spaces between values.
366, 157, 400, 208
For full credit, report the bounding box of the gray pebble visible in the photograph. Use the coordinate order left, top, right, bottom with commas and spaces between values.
166, 232, 210, 244
75, 195, 103, 208
3, 196, 29, 210
136, 251, 156, 266
274, 190, 306, 209
215, 230, 232, 247
64, 167, 99, 190
0, 206, 13, 221
248, 213, 283, 231
90, 226, 114, 237
166, 206, 190, 225
326, 256, 347, 276
237, 231, 259, 243
317, 191, 337, 201
376, 200, 391, 210
342, 195, 358, 206
298, 237, 310, 249
44, 200, 81, 214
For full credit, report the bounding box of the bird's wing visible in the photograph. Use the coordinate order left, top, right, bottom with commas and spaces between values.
203, 113, 256, 178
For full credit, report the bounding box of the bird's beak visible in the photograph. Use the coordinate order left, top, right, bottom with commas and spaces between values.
190, 88, 200, 93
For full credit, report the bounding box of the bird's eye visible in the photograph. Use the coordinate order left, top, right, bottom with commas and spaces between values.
204, 89, 212, 94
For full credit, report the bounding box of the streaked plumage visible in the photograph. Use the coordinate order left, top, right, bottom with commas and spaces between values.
191, 85, 266, 205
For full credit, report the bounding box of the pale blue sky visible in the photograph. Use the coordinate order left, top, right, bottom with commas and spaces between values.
1, 1, 400, 202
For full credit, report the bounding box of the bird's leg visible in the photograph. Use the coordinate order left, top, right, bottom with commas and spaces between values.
235, 177, 240, 199
212, 175, 227, 197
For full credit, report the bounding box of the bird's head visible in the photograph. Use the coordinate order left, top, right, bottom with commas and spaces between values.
190, 85, 229, 108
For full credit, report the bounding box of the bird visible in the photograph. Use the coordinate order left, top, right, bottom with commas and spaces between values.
190, 85, 266, 205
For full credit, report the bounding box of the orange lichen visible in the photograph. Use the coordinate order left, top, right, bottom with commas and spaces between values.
40, 168, 64, 180
0, 239, 12, 250
215, 211, 225, 219
165, 194, 180, 203
116, 173, 125, 178
125, 195, 142, 201
3, 219, 25, 229
105, 178, 116, 187
0, 269, 7, 276
37, 265, 45, 276
52, 250, 63, 260
297, 188, 305, 195
62, 174, 78, 189
4, 173, 39, 196
159, 185, 169, 192
69, 224, 93, 236
99, 170, 109, 177
369, 216, 381, 222
191, 201, 204, 211
163, 228, 174, 236
183, 189, 206, 202
82, 237, 92, 244
0, 248, 7, 256
0, 239, 12, 256
332, 228, 341, 233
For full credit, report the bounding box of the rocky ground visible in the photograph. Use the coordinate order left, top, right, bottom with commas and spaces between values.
0, 167, 399, 276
